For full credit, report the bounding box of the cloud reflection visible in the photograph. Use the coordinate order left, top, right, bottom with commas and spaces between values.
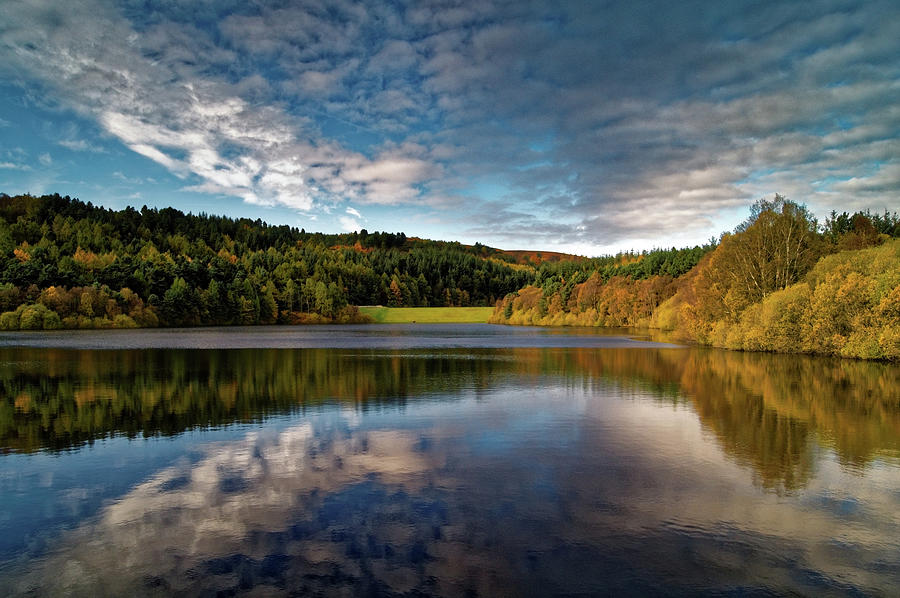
6, 374, 899, 596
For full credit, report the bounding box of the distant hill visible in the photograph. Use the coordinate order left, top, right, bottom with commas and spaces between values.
498, 249, 586, 265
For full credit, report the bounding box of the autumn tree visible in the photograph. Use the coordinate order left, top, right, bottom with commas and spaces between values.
704, 195, 820, 319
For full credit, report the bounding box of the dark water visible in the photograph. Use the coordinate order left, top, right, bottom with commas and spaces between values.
0, 326, 898, 596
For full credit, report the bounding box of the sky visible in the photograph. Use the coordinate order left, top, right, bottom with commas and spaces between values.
0, 0, 898, 256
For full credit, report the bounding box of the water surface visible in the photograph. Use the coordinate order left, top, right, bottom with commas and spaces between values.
1, 325, 898, 596
0, 323, 674, 350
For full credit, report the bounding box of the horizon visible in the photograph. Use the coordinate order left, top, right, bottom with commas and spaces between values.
1, 0, 898, 257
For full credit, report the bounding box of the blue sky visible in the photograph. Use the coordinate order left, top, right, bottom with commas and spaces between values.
1, 0, 898, 255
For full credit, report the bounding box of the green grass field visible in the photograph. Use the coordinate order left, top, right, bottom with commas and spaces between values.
358, 306, 494, 323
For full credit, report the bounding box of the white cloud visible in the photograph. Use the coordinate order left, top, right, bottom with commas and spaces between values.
832, 163, 900, 193
0, 162, 31, 170
0, 0, 436, 216
339, 215, 361, 231
57, 138, 105, 152
345, 206, 361, 218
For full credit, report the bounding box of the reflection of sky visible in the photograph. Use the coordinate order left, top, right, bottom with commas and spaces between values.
2, 378, 898, 596
0, 418, 299, 562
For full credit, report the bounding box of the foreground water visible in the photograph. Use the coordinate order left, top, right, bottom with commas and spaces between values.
0, 325, 898, 596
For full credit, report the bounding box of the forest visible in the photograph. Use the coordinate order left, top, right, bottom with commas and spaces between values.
0, 193, 708, 330
0, 193, 536, 328
491, 195, 900, 360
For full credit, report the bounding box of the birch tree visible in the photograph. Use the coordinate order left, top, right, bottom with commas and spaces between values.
699, 195, 820, 321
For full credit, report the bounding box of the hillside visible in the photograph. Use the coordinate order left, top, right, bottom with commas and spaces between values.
0, 193, 533, 328
498, 249, 586, 265
491, 197, 900, 360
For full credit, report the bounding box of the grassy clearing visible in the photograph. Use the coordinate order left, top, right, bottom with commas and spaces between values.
358, 306, 494, 323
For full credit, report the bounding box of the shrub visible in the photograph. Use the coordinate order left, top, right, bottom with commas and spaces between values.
0, 311, 19, 330
18, 305, 46, 330
112, 314, 138, 328
42, 310, 62, 330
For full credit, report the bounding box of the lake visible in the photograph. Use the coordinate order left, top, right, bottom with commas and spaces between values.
1, 324, 898, 596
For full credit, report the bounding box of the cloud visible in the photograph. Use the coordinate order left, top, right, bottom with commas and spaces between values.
1, 0, 898, 251
57, 138, 106, 152
0, 0, 436, 214
338, 215, 361, 231
0, 162, 31, 171
50, 121, 109, 153
345, 206, 361, 218
38, 152, 52, 166
832, 163, 900, 194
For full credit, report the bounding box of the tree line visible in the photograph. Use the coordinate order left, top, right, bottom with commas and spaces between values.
491, 195, 900, 360
0, 193, 535, 328
0, 193, 729, 330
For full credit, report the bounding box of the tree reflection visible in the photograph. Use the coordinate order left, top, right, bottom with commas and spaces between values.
544, 347, 899, 492
1, 345, 898, 492
0, 348, 509, 453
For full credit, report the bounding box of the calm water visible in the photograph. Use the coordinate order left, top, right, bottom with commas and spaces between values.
0, 325, 898, 596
